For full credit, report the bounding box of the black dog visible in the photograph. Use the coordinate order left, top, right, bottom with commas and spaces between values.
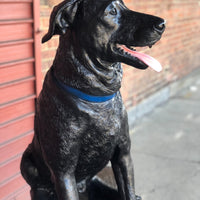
20, 0, 165, 200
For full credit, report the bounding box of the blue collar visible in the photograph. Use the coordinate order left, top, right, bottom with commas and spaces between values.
52, 71, 117, 103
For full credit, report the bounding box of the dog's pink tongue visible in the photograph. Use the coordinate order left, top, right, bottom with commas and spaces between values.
121, 45, 162, 72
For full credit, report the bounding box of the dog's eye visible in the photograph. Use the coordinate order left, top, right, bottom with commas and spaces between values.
109, 8, 117, 15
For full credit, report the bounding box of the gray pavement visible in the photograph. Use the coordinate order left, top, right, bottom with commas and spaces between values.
129, 70, 200, 200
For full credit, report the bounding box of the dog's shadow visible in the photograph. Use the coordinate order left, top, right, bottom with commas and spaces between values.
81, 167, 141, 200
84, 167, 120, 200
85, 179, 120, 200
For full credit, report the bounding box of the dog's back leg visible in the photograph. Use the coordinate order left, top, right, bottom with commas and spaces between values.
20, 144, 56, 200
20, 144, 39, 187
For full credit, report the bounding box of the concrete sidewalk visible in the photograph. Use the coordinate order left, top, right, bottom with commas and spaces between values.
129, 69, 200, 200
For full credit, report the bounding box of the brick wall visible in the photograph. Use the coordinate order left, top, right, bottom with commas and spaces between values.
40, 0, 200, 109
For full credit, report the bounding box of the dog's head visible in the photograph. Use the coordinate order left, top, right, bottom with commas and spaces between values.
42, 0, 165, 72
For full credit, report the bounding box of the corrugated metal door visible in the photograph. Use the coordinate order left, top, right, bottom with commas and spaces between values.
0, 0, 41, 199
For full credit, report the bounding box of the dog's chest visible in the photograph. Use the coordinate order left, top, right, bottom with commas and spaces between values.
75, 125, 119, 181
74, 96, 124, 180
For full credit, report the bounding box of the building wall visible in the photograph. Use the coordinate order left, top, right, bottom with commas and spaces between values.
40, 0, 200, 109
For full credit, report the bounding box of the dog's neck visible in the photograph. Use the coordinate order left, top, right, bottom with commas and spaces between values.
52, 33, 123, 96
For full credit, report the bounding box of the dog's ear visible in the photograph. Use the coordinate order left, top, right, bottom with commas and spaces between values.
42, 0, 81, 43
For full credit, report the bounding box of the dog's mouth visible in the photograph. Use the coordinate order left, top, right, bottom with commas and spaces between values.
114, 44, 162, 72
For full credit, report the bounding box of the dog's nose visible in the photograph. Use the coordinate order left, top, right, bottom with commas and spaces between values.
153, 20, 166, 34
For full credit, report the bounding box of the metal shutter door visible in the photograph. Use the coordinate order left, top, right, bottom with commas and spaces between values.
0, 0, 41, 199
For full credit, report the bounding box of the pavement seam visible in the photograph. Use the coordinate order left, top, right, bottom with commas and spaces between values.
172, 97, 200, 103
133, 150, 200, 165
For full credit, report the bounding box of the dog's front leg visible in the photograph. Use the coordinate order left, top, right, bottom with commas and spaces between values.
111, 160, 126, 200
53, 173, 79, 200
119, 153, 136, 200
112, 152, 140, 200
